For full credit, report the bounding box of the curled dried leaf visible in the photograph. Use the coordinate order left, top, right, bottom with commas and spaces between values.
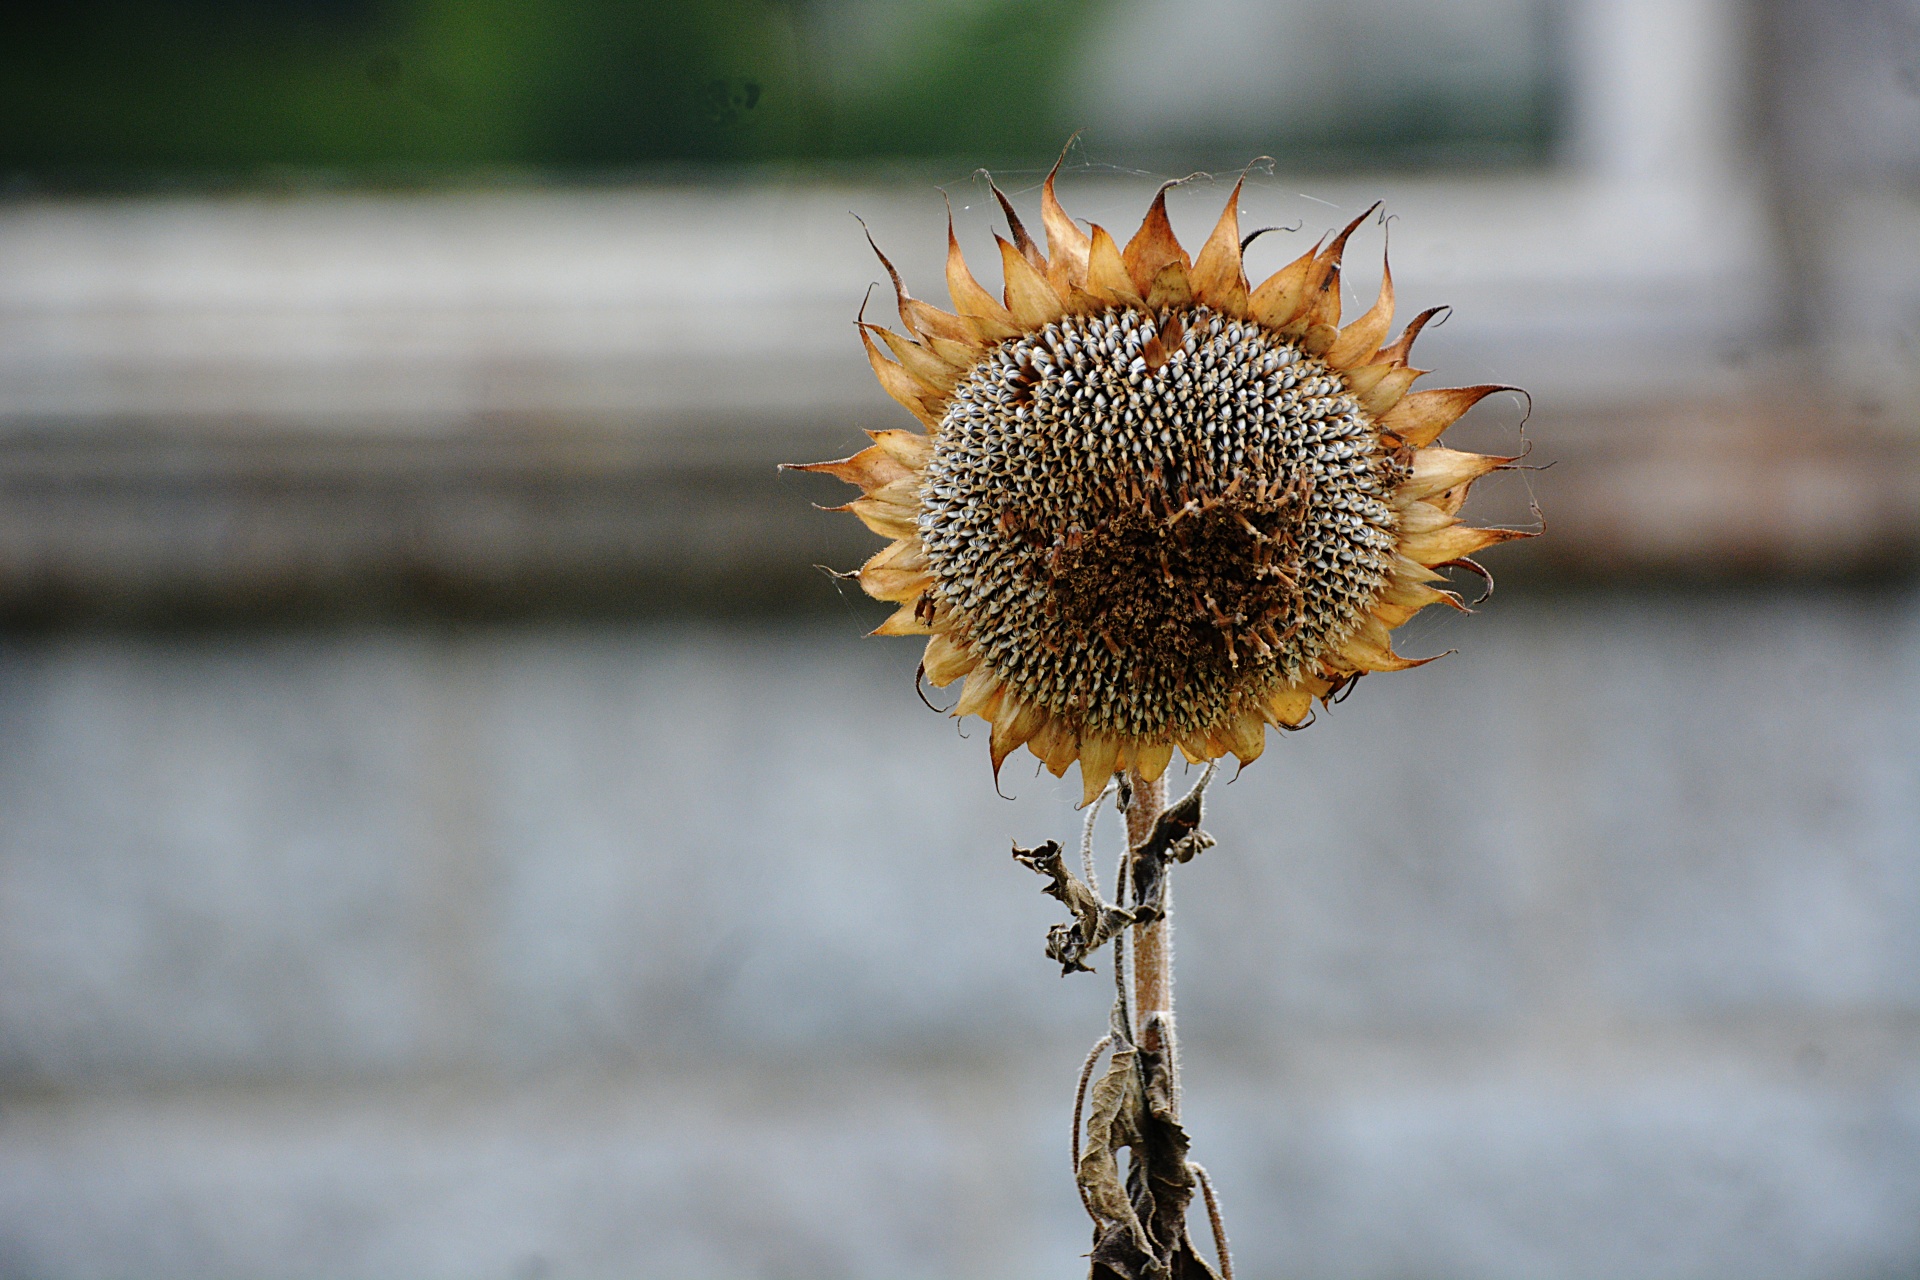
1128, 780, 1215, 925
1014, 840, 1140, 974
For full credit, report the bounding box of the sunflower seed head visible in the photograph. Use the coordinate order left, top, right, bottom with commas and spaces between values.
919, 304, 1403, 738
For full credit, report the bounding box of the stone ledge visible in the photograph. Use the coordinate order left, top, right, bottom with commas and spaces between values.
0, 396, 1913, 624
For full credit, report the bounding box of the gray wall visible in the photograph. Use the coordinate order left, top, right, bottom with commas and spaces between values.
2, 587, 1916, 1279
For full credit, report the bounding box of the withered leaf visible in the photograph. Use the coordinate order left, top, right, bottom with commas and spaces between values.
1014, 840, 1140, 974
1078, 1046, 1151, 1249
1129, 787, 1215, 925
1087, 1036, 1222, 1280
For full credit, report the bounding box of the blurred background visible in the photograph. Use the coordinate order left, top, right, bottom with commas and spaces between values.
1, 1, 1918, 1277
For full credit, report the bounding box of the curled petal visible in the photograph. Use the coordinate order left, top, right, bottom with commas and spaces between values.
1219, 712, 1266, 765
990, 181, 1046, 271
1132, 739, 1175, 783
921, 633, 976, 686
946, 213, 1020, 339
1085, 223, 1144, 306
1189, 179, 1249, 315
991, 696, 1047, 774
1122, 184, 1192, 298
861, 328, 942, 428
1325, 252, 1394, 368
785, 442, 912, 493
1380, 305, 1447, 368
872, 603, 935, 637
1041, 157, 1092, 291
1302, 203, 1379, 332
1401, 523, 1532, 566
864, 225, 977, 348
1400, 447, 1507, 503
1248, 239, 1323, 331
998, 235, 1067, 329
1378, 385, 1518, 447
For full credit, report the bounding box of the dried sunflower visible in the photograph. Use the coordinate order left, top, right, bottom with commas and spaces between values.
797, 167, 1529, 805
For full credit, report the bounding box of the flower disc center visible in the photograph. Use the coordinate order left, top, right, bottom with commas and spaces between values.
919, 305, 1403, 738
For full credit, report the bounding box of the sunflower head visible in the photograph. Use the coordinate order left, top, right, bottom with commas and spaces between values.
794, 165, 1531, 804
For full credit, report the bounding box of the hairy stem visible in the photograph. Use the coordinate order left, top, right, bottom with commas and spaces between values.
1124, 768, 1173, 1084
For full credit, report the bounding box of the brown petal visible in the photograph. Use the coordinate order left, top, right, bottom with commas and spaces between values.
873, 325, 959, 393
1122, 184, 1192, 299
1189, 179, 1249, 315
1177, 731, 1222, 764
843, 493, 918, 540
998, 235, 1067, 329
1219, 712, 1266, 765
1132, 739, 1174, 783
991, 181, 1047, 271
1391, 552, 1447, 584
857, 560, 933, 604
1379, 576, 1462, 613
863, 223, 977, 348
1302, 203, 1380, 332
990, 697, 1047, 774
1248, 238, 1324, 331
1078, 734, 1120, 806
1300, 322, 1339, 355
953, 665, 1005, 719
1084, 223, 1144, 306
783, 442, 911, 493
865, 428, 933, 468
1041, 722, 1080, 778
1338, 615, 1430, 673
1379, 305, 1447, 368
1041, 158, 1092, 291
1359, 365, 1423, 416
921, 632, 976, 686
1344, 362, 1395, 401
1401, 523, 1531, 566
860, 327, 943, 428
1377, 384, 1518, 447
871, 604, 934, 637
1400, 447, 1507, 502
1263, 684, 1315, 726
946, 212, 1020, 339
1398, 498, 1455, 535
1324, 252, 1394, 368
1143, 259, 1194, 310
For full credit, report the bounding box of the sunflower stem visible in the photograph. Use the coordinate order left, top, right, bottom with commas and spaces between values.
1123, 766, 1176, 1110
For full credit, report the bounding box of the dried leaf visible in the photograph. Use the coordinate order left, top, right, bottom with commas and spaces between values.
1014, 840, 1139, 974
1077, 1045, 1146, 1232
1128, 786, 1214, 925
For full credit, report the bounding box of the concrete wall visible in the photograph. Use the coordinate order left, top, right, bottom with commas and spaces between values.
2, 586, 1916, 1279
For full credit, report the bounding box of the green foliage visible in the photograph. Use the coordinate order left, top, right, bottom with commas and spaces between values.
0, 0, 1552, 183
